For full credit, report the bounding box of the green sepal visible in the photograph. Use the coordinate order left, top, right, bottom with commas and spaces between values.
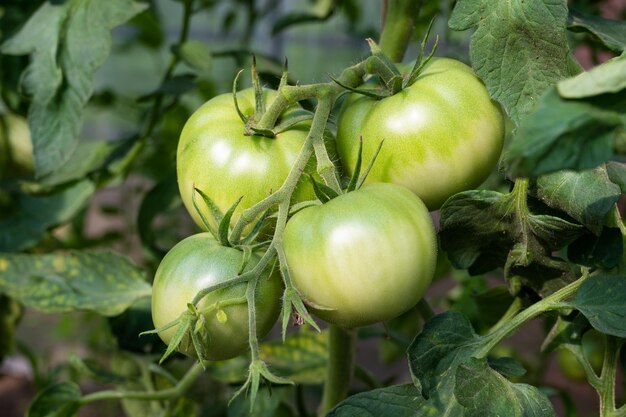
192, 186, 223, 239
346, 137, 364, 192
248, 126, 276, 138
232, 69, 248, 124
158, 314, 193, 364
251, 56, 266, 116
238, 245, 253, 274
278, 56, 289, 90
308, 174, 339, 203
189, 321, 207, 369
273, 110, 314, 134
357, 140, 384, 189
405, 17, 439, 87
240, 209, 271, 245
330, 75, 389, 99
281, 286, 321, 342
366, 38, 402, 83
229, 359, 293, 412
218, 196, 243, 247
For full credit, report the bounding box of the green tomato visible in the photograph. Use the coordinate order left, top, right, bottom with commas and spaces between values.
151, 233, 282, 360
0, 113, 33, 178
336, 58, 504, 210
177, 88, 320, 232
283, 183, 437, 328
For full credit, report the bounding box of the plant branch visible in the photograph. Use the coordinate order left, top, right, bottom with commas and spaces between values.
318, 325, 356, 416
78, 362, 205, 404
379, 0, 423, 62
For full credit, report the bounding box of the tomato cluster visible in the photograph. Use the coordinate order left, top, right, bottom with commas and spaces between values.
151, 56, 503, 359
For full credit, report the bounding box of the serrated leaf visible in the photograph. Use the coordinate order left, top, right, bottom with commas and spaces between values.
328, 384, 427, 417
0, 251, 151, 316
535, 167, 621, 235
175, 40, 212, 74
455, 358, 555, 417
567, 8, 626, 52
440, 186, 582, 296
573, 274, 626, 338
449, 0, 575, 124
0, 180, 94, 251
505, 88, 624, 178
27, 382, 81, 417
1, 0, 147, 177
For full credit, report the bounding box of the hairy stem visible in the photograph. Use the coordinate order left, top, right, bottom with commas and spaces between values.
599, 336, 621, 417
318, 325, 356, 416
379, 0, 423, 62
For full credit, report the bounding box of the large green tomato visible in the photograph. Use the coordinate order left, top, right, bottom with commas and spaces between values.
336, 58, 504, 210
151, 233, 282, 360
177, 88, 319, 232
283, 183, 437, 328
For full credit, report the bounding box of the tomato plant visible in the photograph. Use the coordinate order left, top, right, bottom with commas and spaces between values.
151, 233, 282, 360
283, 183, 437, 328
177, 88, 318, 232
2, 1, 626, 417
336, 58, 504, 210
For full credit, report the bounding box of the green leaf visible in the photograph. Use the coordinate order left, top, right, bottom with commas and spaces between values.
0, 251, 151, 316
573, 274, 626, 338
174, 40, 213, 74
69, 355, 129, 384
567, 8, 626, 52
449, 0, 575, 124
440, 186, 583, 296
455, 358, 555, 417
27, 382, 81, 417
0, 180, 94, 251
218, 197, 242, 246
0, 294, 21, 362
535, 167, 621, 235
505, 88, 624, 178
408, 311, 480, 399
567, 227, 623, 269
35, 140, 121, 188
558, 54, 626, 98
488, 357, 527, 378
0, 0, 147, 177
327, 384, 426, 417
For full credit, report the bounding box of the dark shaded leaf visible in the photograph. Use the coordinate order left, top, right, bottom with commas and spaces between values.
0, 251, 151, 316
567, 8, 626, 52
449, 0, 575, 123
0, 181, 94, 251
506, 88, 624, 178
272, 0, 336, 35
573, 274, 626, 338
174, 40, 212, 74
535, 167, 621, 235
0, 295, 21, 362
488, 357, 527, 378
328, 384, 426, 417
1, 0, 147, 177
27, 382, 81, 417
568, 227, 623, 269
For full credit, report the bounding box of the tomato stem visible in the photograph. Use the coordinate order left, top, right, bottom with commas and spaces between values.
379, 0, 423, 62
318, 325, 356, 416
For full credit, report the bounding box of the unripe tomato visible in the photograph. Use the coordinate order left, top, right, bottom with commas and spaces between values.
177, 88, 321, 232
283, 183, 437, 328
151, 233, 282, 360
336, 58, 504, 210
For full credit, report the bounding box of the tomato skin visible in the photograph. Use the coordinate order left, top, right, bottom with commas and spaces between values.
283, 183, 437, 328
151, 233, 282, 360
336, 58, 504, 210
177, 88, 318, 232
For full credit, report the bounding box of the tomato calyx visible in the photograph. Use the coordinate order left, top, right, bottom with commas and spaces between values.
332, 22, 438, 100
